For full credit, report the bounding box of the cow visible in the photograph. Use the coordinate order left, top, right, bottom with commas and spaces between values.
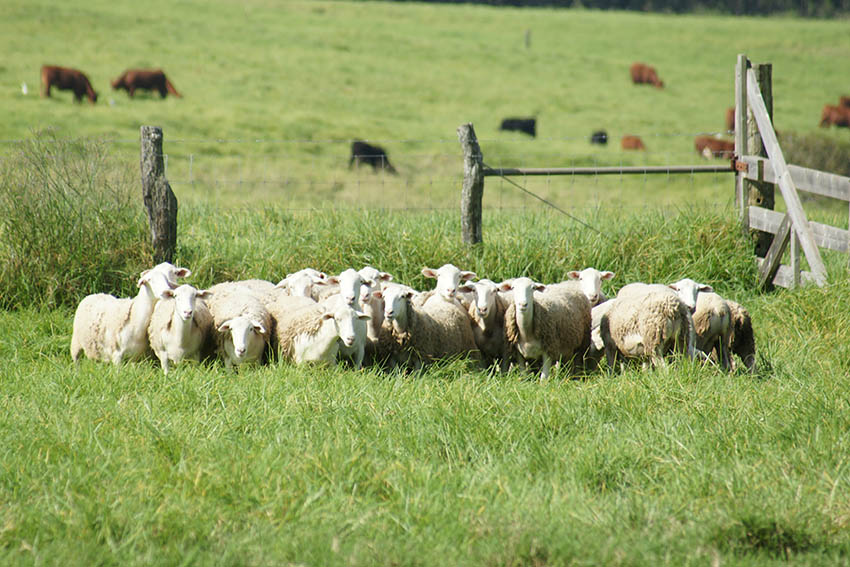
348, 140, 397, 174
621, 135, 646, 150
40, 65, 97, 103
629, 62, 664, 89
725, 107, 735, 133
499, 117, 536, 137
111, 69, 182, 98
590, 130, 608, 145
694, 136, 735, 160
819, 104, 850, 129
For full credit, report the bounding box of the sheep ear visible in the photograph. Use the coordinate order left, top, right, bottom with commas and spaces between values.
421, 267, 437, 279
498, 282, 513, 292
601, 271, 615, 280
699, 284, 713, 293
373, 290, 383, 300
174, 268, 191, 278
458, 284, 475, 294
667, 283, 680, 292
274, 279, 287, 289
321, 312, 335, 321
533, 283, 547, 292
160, 289, 175, 299
460, 271, 477, 282
252, 321, 267, 335
567, 271, 581, 280
197, 290, 211, 299
326, 276, 340, 285
218, 322, 232, 332
379, 272, 393, 282
357, 313, 371, 321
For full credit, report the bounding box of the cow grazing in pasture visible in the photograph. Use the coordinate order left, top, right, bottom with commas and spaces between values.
499, 117, 536, 137
694, 136, 735, 160
725, 107, 735, 133
40, 65, 97, 103
349, 140, 397, 174
621, 135, 646, 151
590, 130, 608, 145
629, 62, 664, 88
111, 69, 182, 98
819, 104, 850, 129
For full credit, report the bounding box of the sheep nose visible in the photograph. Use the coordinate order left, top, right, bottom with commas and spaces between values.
235, 346, 246, 356
343, 336, 355, 346
181, 310, 193, 319
478, 306, 488, 316
344, 295, 356, 305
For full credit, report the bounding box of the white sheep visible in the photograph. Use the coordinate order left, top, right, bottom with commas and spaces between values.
565, 268, 615, 306
617, 278, 712, 312
275, 269, 328, 299
206, 286, 272, 370
358, 266, 392, 343
586, 299, 618, 371
693, 291, 732, 371
377, 282, 477, 370
599, 290, 693, 370
70, 263, 190, 365
727, 299, 756, 373
502, 277, 592, 380
147, 284, 213, 374
458, 278, 510, 372
274, 300, 370, 365
420, 263, 477, 307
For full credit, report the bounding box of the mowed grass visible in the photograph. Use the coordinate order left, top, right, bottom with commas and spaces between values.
2, 0, 849, 208
3, 206, 850, 565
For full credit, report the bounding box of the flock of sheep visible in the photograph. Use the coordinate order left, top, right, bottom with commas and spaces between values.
70, 261, 756, 378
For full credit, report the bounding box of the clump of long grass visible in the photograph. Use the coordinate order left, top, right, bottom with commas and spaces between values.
0, 130, 150, 309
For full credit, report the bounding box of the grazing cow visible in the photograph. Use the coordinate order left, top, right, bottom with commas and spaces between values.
40, 65, 97, 103
839, 96, 850, 109
725, 107, 735, 133
499, 117, 536, 137
349, 140, 397, 174
694, 136, 735, 160
590, 130, 608, 145
819, 104, 850, 129
621, 135, 646, 150
629, 62, 664, 88
111, 69, 182, 98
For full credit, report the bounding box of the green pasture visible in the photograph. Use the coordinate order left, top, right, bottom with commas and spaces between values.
3, 1, 850, 565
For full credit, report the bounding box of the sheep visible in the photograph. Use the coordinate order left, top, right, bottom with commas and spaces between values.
502, 277, 591, 380
276, 269, 328, 299
274, 300, 370, 365
147, 284, 213, 374
358, 266, 392, 343
458, 278, 510, 372
70, 263, 190, 365
206, 286, 272, 370
727, 299, 756, 373
420, 263, 477, 307
693, 291, 732, 371
377, 282, 478, 370
599, 290, 693, 370
586, 299, 618, 371
564, 268, 615, 306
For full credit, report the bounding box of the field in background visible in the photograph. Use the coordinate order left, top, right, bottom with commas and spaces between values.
2, 0, 849, 209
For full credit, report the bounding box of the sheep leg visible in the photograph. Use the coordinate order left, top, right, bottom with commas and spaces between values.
539, 355, 552, 381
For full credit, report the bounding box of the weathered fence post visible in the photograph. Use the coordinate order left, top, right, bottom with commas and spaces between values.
747, 63, 775, 258
140, 126, 178, 263
734, 54, 748, 227
458, 123, 484, 245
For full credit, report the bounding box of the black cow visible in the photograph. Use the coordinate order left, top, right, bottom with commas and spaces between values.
590, 130, 608, 145
499, 117, 536, 137
348, 140, 397, 174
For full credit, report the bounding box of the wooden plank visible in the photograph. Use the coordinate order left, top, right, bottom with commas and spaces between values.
747, 67, 827, 286
481, 165, 731, 177
790, 229, 801, 288
749, 206, 850, 253
739, 156, 850, 201
757, 213, 792, 288
458, 123, 484, 245
735, 54, 748, 222
757, 259, 815, 289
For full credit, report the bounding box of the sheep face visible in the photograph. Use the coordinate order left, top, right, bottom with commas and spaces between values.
422, 263, 476, 302
147, 262, 191, 290
381, 283, 415, 323
358, 266, 391, 303
460, 279, 499, 318
500, 277, 545, 313
567, 268, 614, 306
328, 268, 364, 307
218, 316, 267, 365
162, 285, 210, 321
327, 305, 370, 348
668, 278, 713, 311
138, 267, 180, 300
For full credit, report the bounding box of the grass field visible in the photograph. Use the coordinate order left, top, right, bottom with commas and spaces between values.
3, 1, 850, 565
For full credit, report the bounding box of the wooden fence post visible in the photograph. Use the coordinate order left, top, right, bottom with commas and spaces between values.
140, 126, 178, 264
734, 54, 748, 229
458, 123, 484, 245
747, 63, 775, 258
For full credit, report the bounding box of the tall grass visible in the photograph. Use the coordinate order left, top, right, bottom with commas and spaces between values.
0, 131, 151, 309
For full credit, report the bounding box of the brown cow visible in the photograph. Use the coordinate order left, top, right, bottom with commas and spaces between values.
694, 136, 735, 160
629, 62, 664, 88
41, 65, 97, 103
819, 104, 850, 128
111, 69, 182, 98
621, 135, 646, 150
